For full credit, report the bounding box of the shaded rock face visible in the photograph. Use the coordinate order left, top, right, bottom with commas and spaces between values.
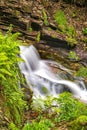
0, 0, 87, 66
75, 0, 87, 6
0, 0, 33, 30
0, 0, 70, 48
0, 0, 46, 30
63, 0, 87, 6
75, 48, 87, 66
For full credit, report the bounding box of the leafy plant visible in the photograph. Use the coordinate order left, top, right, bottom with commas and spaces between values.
66, 37, 77, 46
54, 10, 77, 46
36, 31, 41, 42
81, 38, 87, 44
82, 28, 87, 35
28, 27, 33, 32
0, 26, 27, 126
9, 122, 19, 130
68, 115, 87, 130
22, 118, 54, 130
42, 10, 48, 26
54, 92, 87, 122
31, 92, 87, 129
76, 67, 87, 78
68, 51, 79, 61
31, 96, 54, 113
54, 9, 67, 27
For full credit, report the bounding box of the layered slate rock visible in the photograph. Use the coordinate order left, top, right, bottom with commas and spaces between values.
0, 0, 87, 65
0, 0, 69, 47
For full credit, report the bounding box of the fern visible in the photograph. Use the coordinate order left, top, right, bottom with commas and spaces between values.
54, 10, 77, 46
0, 28, 27, 127
42, 10, 48, 26
76, 67, 87, 78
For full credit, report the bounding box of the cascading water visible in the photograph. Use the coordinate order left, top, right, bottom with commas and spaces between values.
19, 45, 87, 103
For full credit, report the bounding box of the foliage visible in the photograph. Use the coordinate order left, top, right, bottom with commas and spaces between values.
66, 37, 77, 46
54, 9, 67, 30
22, 118, 54, 130
31, 96, 54, 113
28, 27, 33, 32
82, 28, 87, 35
54, 92, 87, 122
0, 26, 27, 126
54, 9, 77, 46
76, 67, 87, 78
9, 122, 19, 130
68, 51, 79, 61
42, 10, 48, 26
31, 92, 87, 124
68, 115, 87, 130
81, 38, 87, 44
36, 31, 41, 42
41, 86, 49, 94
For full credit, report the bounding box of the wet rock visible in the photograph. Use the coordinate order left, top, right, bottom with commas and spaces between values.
75, 0, 87, 7
31, 18, 43, 31
63, 0, 87, 6
75, 48, 87, 66
51, 0, 59, 2
41, 27, 72, 49
0, 0, 87, 68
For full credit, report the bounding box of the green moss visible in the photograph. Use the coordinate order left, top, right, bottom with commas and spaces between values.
54, 10, 77, 46
48, 27, 52, 31
68, 51, 79, 61
42, 10, 48, 26
76, 67, 87, 78
82, 28, 87, 35
41, 87, 49, 94
82, 38, 87, 43
54, 10, 67, 26
0, 26, 27, 127
23, 6, 31, 13
36, 31, 41, 42
68, 115, 87, 130
28, 27, 33, 32
22, 118, 54, 130
54, 92, 87, 123
9, 122, 19, 130
66, 37, 77, 46
14, 10, 21, 17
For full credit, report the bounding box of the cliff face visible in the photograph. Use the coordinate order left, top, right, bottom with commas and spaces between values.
0, 0, 69, 48
0, 0, 50, 34
0, 0, 36, 37
0, 0, 86, 41
0, 0, 87, 63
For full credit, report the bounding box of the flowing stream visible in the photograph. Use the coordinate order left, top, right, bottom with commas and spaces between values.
19, 45, 87, 103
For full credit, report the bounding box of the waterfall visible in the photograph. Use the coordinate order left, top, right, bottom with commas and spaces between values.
19, 45, 87, 103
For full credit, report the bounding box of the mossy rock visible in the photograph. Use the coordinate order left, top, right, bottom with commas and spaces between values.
23, 5, 31, 13
41, 86, 49, 94
66, 37, 77, 46
68, 115, 87, 130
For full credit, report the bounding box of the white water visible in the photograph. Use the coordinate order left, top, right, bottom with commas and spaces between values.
19, 45, 87, 103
